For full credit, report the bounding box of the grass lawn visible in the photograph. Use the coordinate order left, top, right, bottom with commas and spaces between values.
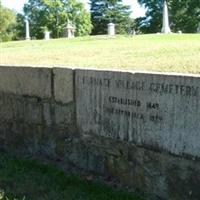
0, 152, 142, 200
0, 34, 200, 74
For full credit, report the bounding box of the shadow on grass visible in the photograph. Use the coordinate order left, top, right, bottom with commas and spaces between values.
0, 152, 143, 200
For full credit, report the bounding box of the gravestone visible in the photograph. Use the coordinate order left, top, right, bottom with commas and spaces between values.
63, 23, 75, 38
76, 69, 200, 158
44, 31, 50, 40
197, 22, 200, 33
161, 0, 171, 33
25, 17, 30, 40
132, 29, 136, 35
108, 23, 115, 36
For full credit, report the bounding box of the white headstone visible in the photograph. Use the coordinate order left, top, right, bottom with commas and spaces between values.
108, 23, 115, 36
197, 22, 200, 33
44, 31, 50, 40
161, 0, 171, 34
25, 17, 30, 40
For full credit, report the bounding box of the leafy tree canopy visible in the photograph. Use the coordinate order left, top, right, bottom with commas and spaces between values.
22, 0, 92, 39
0, 1, 17, 41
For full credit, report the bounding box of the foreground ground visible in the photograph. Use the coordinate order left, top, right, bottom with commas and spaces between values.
0, 152, 142, 200
0, 34, 200, 74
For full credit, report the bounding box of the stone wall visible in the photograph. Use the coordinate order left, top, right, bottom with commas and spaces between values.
0, 65, 200, 200
0, 66, 76, 158
76, 70, 200, 158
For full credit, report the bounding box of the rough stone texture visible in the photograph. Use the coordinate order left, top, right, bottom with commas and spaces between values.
76, 69, 200, 158
64, 134, 200, 200
53, 68, 74, 103
0, 94, 43, 124
0, 66, 76, 159
1, 66, 200, 200
0, 66, 51, 99
0, 94, 45, 154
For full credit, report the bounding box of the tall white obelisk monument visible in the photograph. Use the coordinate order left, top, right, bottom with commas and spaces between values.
25, 17, 30, 40
161, 0, 171, 33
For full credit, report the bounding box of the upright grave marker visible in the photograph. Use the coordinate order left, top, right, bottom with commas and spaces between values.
161, 0, 171, 33
197, 22, 200, 33
44, 31, 50, 40
25, 17, 30, 40
63, 23, 75, 38
108, 23, 115, 36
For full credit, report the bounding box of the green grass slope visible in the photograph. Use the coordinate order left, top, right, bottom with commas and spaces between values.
0, 34, 200, 73
0, 153, 142, 200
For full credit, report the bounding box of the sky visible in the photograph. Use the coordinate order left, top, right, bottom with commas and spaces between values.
1, 0, 146, 18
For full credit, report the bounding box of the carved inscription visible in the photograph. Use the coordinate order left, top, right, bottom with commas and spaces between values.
115, 80, 145, 91
146, 102, 159, 110
82, 76, 111, 88
105, 107, 145, 120
149, 83, 199, 97
81, 75, 199, 126
109, 96, 141, 107
105, 97, 162, 123
82, 76, 199, 97
77, 72, 200, 157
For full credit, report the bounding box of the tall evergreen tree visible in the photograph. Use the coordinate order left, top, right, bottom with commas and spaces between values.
137, 0, 200, 33
136, 0, 163, 33
90, 0, 133, 35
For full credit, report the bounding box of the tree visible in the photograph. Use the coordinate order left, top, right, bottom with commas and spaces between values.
136, 0, 163, 33
169, 0, 200, 33
137, 0, 200, 33
90, 0, 133, 35
13, 13, 26, 40
22, 0, 92, 39
0, 1, 17, 42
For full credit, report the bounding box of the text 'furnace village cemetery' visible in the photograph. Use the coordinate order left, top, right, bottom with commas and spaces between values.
0, 0, 200, 200
76, 70, 200, 157
1, 67, 200, 199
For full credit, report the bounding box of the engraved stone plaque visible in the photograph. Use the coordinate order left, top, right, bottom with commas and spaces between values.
76, 69, 200, 157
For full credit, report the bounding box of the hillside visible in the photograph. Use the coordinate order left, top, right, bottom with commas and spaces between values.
0, 34, 200, 73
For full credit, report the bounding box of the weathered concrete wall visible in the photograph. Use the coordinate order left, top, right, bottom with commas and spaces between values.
0, 66, 76, 158
76, 69, 200, 158
0, 67, 51, 98
0, 66, 200, 200
75, 69, 200, 200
